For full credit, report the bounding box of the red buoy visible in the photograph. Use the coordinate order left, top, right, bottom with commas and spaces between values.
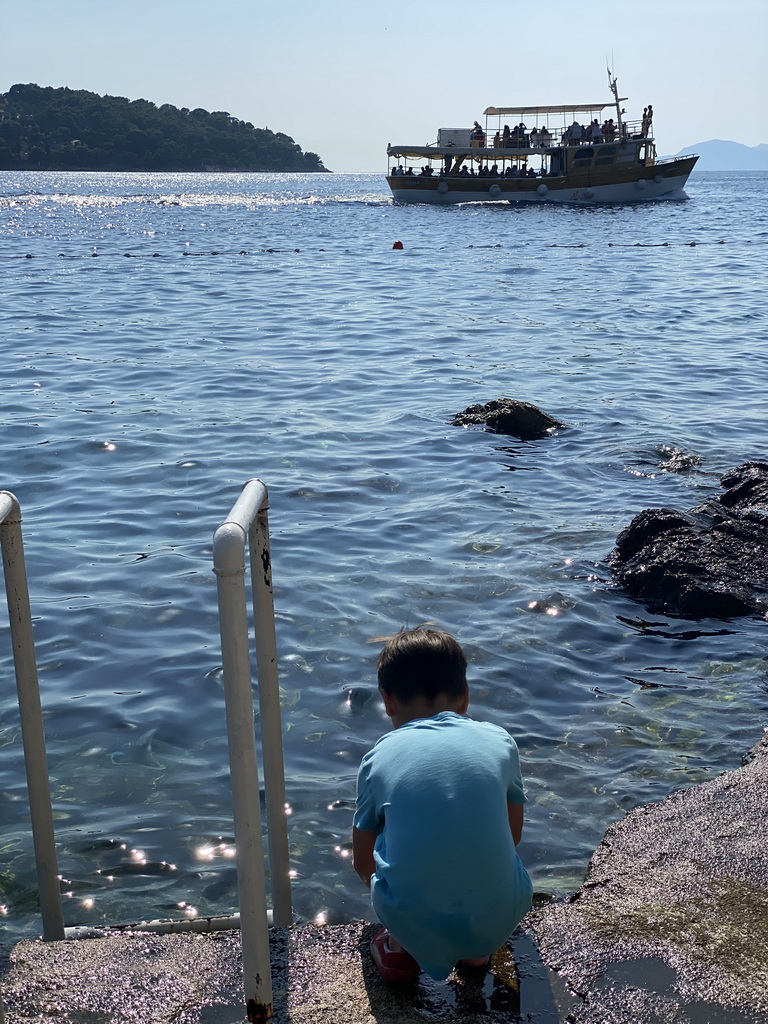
392, 240, 404, 250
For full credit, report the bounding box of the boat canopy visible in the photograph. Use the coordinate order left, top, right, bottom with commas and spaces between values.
483, 102, 615, 117
387, 144, 539, 158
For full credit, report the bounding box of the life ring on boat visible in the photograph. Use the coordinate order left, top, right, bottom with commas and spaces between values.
636, 178, 647, 191
437, 181, 449, 194
583, 189, 595, 200
489, 183, 501, 197
654, 173, 663, 184
536, 183, 548, 197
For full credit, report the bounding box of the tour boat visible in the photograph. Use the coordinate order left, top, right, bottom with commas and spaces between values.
386, 72, 697, 205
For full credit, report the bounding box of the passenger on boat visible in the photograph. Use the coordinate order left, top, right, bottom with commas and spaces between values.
405, 167, 415, 176
540, 127, 552, 148
490, 163, 500, 176
641, 105, 653, 136
471, 121, 486, 145
526, 166, 537, 177
603, 119, 616, 142
493, 131, 501, 148
530, 127, 540, 148
502, 124, 511, 146
590, 119, 603, 143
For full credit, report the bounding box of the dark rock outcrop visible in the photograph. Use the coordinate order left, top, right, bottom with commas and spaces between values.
610, 461, 768, 619
452, 399, 564, 440
528, 733, 768, 1024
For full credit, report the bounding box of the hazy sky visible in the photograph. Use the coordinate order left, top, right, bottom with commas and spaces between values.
2, 0, 766, 172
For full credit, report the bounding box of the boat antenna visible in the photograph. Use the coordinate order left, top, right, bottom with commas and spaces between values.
607, 65, 623, 135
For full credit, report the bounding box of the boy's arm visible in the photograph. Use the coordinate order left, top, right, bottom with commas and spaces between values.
352, 827, 377, 887
508, 802, 524, 846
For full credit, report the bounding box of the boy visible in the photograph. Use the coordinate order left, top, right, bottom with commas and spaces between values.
353, 627, 532, 983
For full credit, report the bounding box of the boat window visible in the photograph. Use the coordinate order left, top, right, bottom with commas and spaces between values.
596, 146, 616, 157
572, 149, 593, 161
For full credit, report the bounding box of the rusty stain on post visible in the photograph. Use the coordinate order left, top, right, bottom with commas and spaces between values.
246, 997, 274, 1023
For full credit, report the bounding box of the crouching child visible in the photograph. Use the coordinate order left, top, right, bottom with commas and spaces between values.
353, 626, 533, 982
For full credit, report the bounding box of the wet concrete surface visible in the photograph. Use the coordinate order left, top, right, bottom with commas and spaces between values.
2, 735, 766, 1023
0, 923, 559, 1024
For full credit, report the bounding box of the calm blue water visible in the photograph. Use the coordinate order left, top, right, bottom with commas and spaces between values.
1, 170, 767, 943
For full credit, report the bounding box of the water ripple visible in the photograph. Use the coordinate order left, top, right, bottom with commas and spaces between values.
0, 169, 766, 939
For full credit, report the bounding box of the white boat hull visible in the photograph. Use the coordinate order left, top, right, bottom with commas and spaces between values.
389, 169, 694, 205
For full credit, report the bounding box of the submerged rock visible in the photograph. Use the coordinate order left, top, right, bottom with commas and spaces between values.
528, 733, 768, 1023
610, 461, 768, 619
451, 399, 564, 440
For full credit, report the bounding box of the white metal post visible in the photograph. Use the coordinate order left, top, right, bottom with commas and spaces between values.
249, 502, 292, 928
0, 491, 65, 941
213, 479, 292, 1023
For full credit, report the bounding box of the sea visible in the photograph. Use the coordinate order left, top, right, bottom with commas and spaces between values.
0, 169, 766, 945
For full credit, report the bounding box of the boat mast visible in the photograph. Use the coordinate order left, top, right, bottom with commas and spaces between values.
607, 66, 624, 135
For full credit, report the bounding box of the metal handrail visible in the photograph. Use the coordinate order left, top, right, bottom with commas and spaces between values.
213, 479, 292, 1023
0, 481, 291, 1023
0, 491, 64, 941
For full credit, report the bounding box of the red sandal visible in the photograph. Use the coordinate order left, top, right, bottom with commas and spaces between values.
370, 927, 420, 983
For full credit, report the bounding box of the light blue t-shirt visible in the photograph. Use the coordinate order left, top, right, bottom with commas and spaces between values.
355, 711, 532, 980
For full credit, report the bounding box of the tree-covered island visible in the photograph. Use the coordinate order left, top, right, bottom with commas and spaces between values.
0, 84, 328, 172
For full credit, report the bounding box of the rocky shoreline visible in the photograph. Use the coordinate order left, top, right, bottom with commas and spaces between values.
529, 732, 768, 1023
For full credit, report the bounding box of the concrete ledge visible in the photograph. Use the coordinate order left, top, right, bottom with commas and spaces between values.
0, 922, 547, 1023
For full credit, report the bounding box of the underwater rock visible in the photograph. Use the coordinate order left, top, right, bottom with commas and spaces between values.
451, 399, 564, 440
610, 461, 768, 619
528, 733, 768, 1023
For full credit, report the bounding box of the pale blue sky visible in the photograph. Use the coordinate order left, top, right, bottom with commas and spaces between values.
2, 0, 766, 171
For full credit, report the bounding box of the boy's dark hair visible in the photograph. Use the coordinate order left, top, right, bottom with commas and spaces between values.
377, 627, 467, 703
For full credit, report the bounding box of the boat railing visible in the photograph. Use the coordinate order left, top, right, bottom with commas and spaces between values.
655, 152, 697, 164
482, 118, 648, 149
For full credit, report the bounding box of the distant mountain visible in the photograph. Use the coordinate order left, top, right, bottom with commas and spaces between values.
0, 83, 329, 173
668, 139, 768, 171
